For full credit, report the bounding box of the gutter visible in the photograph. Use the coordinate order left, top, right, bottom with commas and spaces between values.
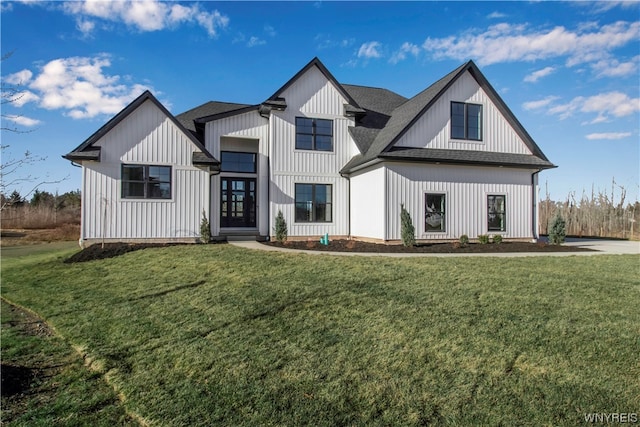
531, 169, 541, 241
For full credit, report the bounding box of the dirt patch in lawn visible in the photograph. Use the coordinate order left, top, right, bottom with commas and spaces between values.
265, 239, 596, 253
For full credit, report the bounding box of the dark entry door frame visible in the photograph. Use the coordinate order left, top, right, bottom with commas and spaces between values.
220, 177, 257, 228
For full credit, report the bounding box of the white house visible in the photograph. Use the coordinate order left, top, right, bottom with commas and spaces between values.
64, 58, 555, 245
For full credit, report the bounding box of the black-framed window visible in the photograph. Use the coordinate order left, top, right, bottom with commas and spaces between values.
221, 151, 256, 173
425, 193, 446, 232
451, 102, 482, 141
295, 117, 333, 151
488, 195, 506, 232
295, 183, 332, 222
122, 164, 171, 199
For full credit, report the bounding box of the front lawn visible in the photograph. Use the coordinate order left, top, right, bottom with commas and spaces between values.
1, 246, 638, 426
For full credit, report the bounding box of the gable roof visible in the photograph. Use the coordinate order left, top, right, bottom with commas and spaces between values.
341, 60, 555, 174
266, 57, 362, 109
177, 101, 253, 134
63, 90, 219, 169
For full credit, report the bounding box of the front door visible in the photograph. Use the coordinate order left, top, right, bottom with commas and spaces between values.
221, 178, 256, 228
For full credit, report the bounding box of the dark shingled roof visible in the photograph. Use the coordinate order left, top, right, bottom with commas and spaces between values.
176, 101, 253, 134
380, 147, 555, 169
342, 84, 408, 117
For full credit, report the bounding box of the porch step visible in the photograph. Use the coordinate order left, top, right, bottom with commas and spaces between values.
226, 235, 258, 242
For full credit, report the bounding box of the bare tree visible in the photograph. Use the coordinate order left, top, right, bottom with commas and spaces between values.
1, 51, 66, 211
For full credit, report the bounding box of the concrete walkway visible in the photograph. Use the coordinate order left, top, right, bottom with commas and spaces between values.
229, 238, 640, 258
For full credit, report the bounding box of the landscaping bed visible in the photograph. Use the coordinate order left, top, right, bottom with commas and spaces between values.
64, 242, 189, 263
265, 239, 595, 253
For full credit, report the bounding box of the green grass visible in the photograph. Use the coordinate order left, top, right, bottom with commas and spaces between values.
1, 299, 135, 426
2, 245, 639, 426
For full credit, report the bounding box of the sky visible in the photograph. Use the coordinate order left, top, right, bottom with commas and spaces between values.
1, 0, 639, 203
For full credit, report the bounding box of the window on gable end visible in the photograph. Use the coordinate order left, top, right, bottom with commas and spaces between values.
451, 102, 482, 141
295, 117, 333, 151
487, 195, 506, 232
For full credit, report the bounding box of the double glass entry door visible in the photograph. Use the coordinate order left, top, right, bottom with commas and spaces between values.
220, 178, 256, 228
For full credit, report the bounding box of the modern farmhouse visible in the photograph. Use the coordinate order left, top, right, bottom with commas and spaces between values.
64, 57, 555, 245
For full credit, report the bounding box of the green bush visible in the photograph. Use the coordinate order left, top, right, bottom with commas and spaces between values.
548, 213, 566, 245
200, 210, 211, 244
274, 210, 288, 243
459, 234, 469, 246
478, 234, 490, 244
400, 204, 416, 247
492, 234, 503, 244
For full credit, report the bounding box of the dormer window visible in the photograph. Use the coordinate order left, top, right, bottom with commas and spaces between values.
295, 117, 333, 151
451, 102, 482, 141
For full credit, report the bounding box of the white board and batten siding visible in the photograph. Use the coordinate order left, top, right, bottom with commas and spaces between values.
384, 163, 537, 241
349, 165, 386, 240
204, 112, 270, 236
82, 99, 209, 242
396, 71, 532, 155
269, 65, 354, 238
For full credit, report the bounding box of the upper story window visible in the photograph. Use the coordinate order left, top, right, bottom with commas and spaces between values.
221, 151, 256, 173
451, 102, 482, 141
295, 117, 333, 151
122, 164, 171, 199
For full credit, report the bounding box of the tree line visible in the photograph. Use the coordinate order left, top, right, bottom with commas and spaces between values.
539, 180, 639, 240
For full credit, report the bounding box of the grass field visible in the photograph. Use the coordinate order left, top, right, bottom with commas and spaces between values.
1, 245, 639, 426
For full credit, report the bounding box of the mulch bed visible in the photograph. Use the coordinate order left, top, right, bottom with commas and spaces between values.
63, 239, 594, 263
264, 239, 596, 253
64, 242, 188, 263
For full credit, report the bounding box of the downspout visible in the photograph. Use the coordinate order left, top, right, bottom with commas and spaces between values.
531, 169, 540, 241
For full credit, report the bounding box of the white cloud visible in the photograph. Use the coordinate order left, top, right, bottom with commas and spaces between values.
3, 114, 41, 127
11, 90, 40, 107
62, 0, 229, 37
522, 96, 560, 111
16, 55, 152, 119
422, 20, 640, 67
4, 69, 33, 85
247, 36, 266, 47
358, 41, 382, 59
389, 42, 420, 64
264, 25, 276, 37
524, 66, 556, 83
585, 132, 632, 140
548, 91, 640, 121
76, 18, 96, 37
591, 56, 639, 78
487, 11, 507, 19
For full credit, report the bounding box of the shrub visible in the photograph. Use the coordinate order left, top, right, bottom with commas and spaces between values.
459, 234, 469, 246
492, 234, 503, 244
199, 210, 211, 244
274, 210, 288, 243
548, 213, 566, 245
400, 204, 416, 247
478, 234, 489, 244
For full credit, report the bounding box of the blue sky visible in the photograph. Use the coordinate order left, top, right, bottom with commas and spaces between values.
2, 1, 639, 202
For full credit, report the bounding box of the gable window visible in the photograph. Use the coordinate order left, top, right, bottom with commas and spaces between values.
451, 102, 482, 141
122, 164, 171, 199
295, 117, 333, 151
221, 151, 256, 173
425, 193, 446, 232
295, 183, 332, 222
488, 195, 506, 232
